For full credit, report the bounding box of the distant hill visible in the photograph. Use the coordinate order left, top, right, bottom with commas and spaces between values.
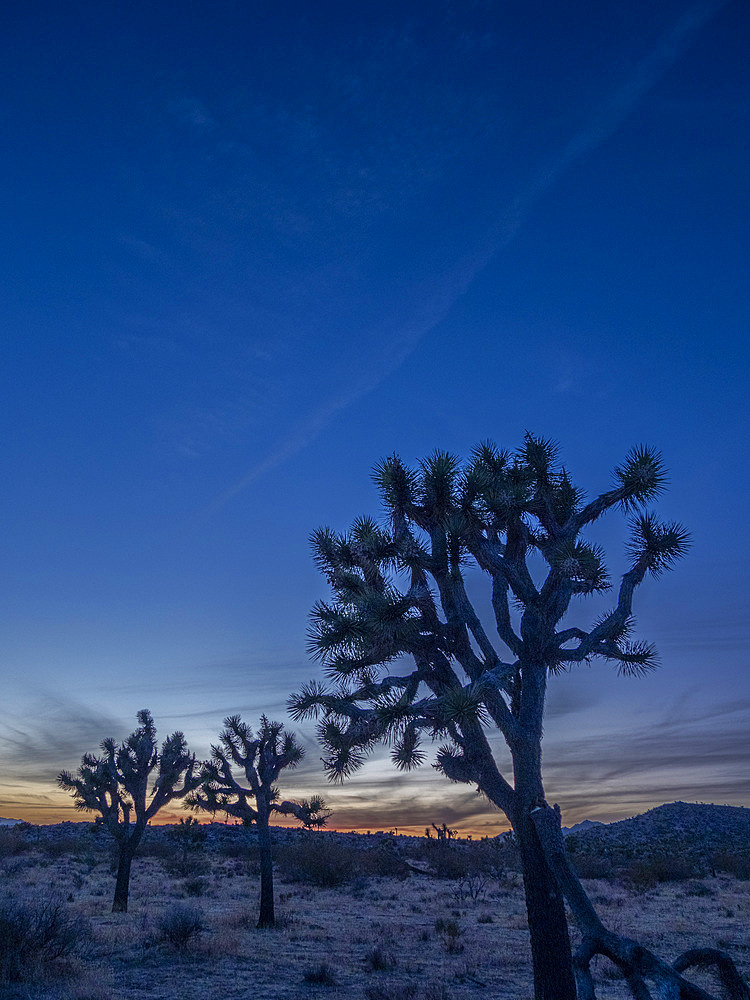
562, 818, 605, 836
0, 817, 21, 826
565, 802, 750, 866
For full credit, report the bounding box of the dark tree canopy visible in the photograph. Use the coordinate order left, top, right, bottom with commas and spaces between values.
189, 714, 329, 828
58, 709, 199, 911
287, 436, 745, 1000
189, 715, 330, 927
291, 437, 689, 804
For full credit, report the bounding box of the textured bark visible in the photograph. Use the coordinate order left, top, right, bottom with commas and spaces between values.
511, 723, 576, 1000
112, 837, 139, 913
256, 806, 275, 929
517, 820, 577, 1000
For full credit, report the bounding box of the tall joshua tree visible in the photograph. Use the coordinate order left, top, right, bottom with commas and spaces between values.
188, 715, 330, 928
290, 436, 717, 1000
58, 709, 199, 912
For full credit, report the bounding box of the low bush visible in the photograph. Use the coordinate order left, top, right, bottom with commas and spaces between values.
434, 917, 464, 954
0, 827, 31, 858
303, 962, 338, 985
418, 842, 472, 880
138, 839, 177, 861
156, 905, 204, 951
623, 854, 698, 891
183, 876, 208, 897
0, 897, 89, 983
364, 943, 397, 971
712, 849, 750, 880
278, 838, 360, 887
571, 854, 616, 880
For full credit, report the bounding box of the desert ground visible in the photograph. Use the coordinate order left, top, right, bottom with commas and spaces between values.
1, 821, 749, 1000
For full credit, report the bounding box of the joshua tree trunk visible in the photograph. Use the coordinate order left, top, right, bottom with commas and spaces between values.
512, 714, 577, 1000
256, 801, 275, 929
516, 818, 577, 1000
112, 838, 137, 912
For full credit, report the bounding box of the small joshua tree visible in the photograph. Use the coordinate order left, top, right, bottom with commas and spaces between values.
168, 816, 207, 871
58, 709, 200, 912
290, 437, 749, 999
296, 796, 333, 830
188, 715, 330, 928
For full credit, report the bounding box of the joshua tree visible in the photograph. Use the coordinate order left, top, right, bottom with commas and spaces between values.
58, 709, 199, 912
290, 437, 748, 1000
188, 715, 330, 928
296, 796, 333, 830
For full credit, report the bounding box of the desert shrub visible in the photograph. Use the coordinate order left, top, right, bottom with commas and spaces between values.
303, 962, 337, 985
418, 842, 472, 880
364, 943, 397, 971
623, 854, 698, 891
434, 917, 464, 954
0, 827, 31, 858
0, 897, 89, 982
156, 905, 204, 951
278, 839, 359, 887
183, 876, 207, 897
712, 849, 750, 880
571, 854, 616, 880
363, 841, 411, 879
453, 872, 488, 903
138, 839, 176, 862
40, 835, 82, 859
472, 836, 521, 876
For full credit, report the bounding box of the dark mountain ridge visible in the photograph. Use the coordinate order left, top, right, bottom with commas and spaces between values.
565, 801, 750, 869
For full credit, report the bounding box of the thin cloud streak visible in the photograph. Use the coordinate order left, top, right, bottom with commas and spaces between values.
205, 0, 726, 515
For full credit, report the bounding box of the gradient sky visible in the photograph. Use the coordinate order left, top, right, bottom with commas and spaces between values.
1, 0, 748, 836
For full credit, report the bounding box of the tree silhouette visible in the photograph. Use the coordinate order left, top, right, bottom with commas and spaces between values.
290, 437, 744, 999
188, 715, 330, 928
58, 709, 199, 912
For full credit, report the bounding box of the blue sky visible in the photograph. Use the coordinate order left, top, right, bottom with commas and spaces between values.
1, 0, 748, 834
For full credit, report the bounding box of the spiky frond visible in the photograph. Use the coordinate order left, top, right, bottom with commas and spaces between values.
375, 689, 417, 733
434, 745, 475, 784
627, 513, 691, 576
418, 450, 460, 516
520, 432, 560, 484
439, 685, 488, 727
469, 441, 510, 477
552, 540, 610, 593
591, 612, 636, 644
391, 724, 426, 771
610, 640, 660, 677
373, 455, 418, 512
614, 446, 668, 509
320, 742, 370, 782
288, 681, 330, 721
550, 468, 583, 523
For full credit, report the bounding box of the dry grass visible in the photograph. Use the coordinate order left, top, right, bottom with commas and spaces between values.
1, 844, 748, 999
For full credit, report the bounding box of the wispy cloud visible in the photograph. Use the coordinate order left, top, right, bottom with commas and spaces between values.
207, 0, 726, 513
0, 697, 123, 796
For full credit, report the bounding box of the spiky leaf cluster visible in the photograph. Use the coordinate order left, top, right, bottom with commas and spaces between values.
292, 436, 688, 805
189, 715, 328, 830
58, 710, 199, 841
